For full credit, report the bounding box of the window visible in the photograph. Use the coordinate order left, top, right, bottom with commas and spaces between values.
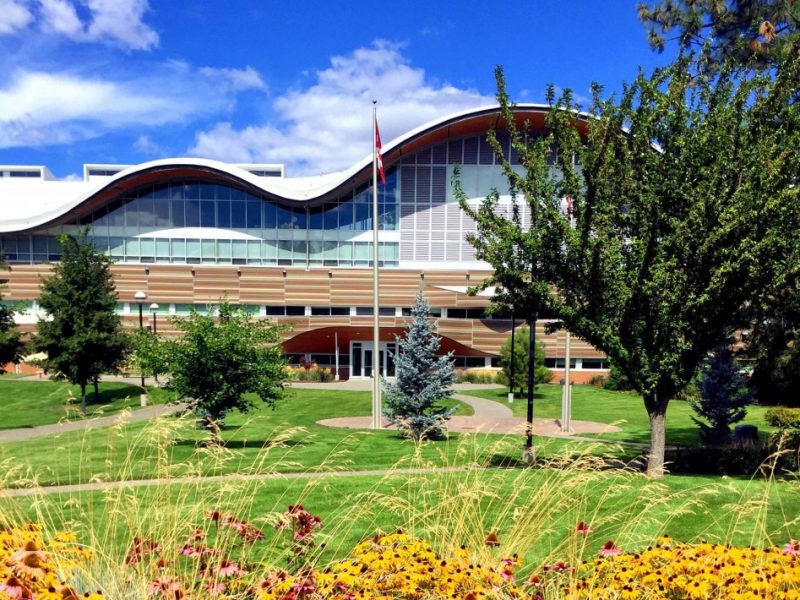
581, 358, 609, 370
544, 358, 577, 369
447, 308, 485, 319
311, 306, 350, 316
401, 307, 442, 317
356, 307, 395, 316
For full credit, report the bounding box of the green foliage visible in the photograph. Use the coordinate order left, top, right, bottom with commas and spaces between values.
747, 285, 800, 406
32, 231, 129, 413
765, 406, 800, 430
164, 301, 286, 439
383, 292, 455, 440
638, 0, 798, 68
0, 256, 23, 372
453, 369, 502, 384
457, 54, 800, 475
497, 327, 549, 393
602, 361, 636, 392
691, 345, 753, 445
130, 329, 170, 382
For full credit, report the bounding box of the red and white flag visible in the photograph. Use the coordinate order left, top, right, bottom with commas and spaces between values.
374, 117, 385, 186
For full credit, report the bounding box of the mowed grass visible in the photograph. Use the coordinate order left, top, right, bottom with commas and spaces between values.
0, 387, 504, 487
0, 379, 164, 429
466, 384, 777, 446
5, 463, 799, 575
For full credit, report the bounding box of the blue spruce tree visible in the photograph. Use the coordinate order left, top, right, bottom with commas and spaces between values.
383, 292, 455, 440
691, 344, 753, 445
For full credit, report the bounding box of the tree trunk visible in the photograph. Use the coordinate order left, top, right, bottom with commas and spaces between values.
644, 390, 669, 478
93, 376, 99, 404
80, 383, 87, 416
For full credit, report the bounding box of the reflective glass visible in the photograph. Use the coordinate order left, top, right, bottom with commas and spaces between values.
217, 201, 231, 228
246, 200, 261, 228
200, 201, 215, 227
185, 200, 200, 227
231, 201, 247, 228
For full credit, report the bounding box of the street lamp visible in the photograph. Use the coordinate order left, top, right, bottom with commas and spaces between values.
134, 290, 147, 387
149, 303, 159, 334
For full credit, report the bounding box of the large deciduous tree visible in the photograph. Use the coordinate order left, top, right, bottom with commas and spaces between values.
165, 301, 286, 443
462, 53, 800, 476
383, 292, 455, 440
0, 257, 23, 372
33, 231, 129, 414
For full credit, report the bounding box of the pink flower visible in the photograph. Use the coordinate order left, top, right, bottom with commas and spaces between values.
203, 581, 227, 596
543, 561, 572, 572
528, 574, 545, 589
600, 540, 622, 557
0, 577, 25, 600
217, 559, 246, 578
500, 568, 515, 582
784, 539, 800, 555
179, 544, 199, 557
148, 576, 182, 596
575, 521, 594, 535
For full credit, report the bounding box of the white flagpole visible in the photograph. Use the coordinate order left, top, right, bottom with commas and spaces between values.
372, 102, 381, 429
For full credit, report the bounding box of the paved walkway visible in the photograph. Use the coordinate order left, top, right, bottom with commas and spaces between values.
0, 403, 185, 443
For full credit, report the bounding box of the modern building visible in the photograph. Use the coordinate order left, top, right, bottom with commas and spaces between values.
0, 105, 608, 380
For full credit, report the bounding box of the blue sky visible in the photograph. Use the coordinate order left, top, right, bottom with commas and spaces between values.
0, 0, 673, 179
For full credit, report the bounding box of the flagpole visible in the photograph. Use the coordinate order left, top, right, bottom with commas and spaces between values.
371, 101, 381, 429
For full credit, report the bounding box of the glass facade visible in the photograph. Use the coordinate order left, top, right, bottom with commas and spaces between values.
0, 133, 532, 268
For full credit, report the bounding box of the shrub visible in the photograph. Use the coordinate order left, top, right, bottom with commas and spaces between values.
498, 328, 549, 393
454, 368, 500, 384
587, 374, 606, 387
765, 406, 800, 430
602, 361, 635, 391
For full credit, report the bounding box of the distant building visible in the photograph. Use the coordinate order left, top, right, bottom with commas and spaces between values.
0, 105, 607, 380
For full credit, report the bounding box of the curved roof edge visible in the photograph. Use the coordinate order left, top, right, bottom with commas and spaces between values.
0, 103, 556, 234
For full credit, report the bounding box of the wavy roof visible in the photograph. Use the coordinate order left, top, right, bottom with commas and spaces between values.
0, 103, 556, 234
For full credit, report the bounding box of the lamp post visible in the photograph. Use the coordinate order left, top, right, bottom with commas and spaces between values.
134, 291, 147, 387
149, 303, 159, 334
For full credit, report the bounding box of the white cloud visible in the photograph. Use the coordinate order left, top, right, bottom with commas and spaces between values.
189, 41, 494, 175
0, 67, 244, 148
39, 0, 82, 37
199, 66, 266, 92
134, 134, 162, 155
0, 0, 33, 34
17, 0, 158, 50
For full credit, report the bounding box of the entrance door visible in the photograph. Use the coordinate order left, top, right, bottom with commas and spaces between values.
350, 342, 397, 378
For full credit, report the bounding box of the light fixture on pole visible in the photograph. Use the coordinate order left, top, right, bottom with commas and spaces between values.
134, 290, 147, 387
149, 303, 159, 334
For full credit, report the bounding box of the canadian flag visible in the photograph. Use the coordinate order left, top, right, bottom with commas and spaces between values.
375, 117, 385, 186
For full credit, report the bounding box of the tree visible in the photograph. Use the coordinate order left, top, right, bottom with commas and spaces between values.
691, 344, 753, 445
383, 292, 455, 440
130, 329, 171, 385
461, 55, 800, 476
638, 0, 798, 68
746, 286, 800, 405
498, 328, 550, 394
165, 302, 286, 443
33, 231, 129, 414
0, 256, 24, 372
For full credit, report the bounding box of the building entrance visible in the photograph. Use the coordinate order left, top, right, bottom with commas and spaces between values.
350, 341, 396, 378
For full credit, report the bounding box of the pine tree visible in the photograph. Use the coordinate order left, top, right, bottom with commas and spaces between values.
383, 292, 455, 440
32, 230, 129, 414
691, 345, 753, 446
0, 255, 23, 372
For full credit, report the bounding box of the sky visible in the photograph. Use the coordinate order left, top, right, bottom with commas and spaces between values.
0, 0, 674, 179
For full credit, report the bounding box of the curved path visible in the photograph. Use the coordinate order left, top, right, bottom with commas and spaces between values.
0, 402, 186, 443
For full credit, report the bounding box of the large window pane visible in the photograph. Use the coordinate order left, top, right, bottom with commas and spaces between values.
217, 239, 231, 260
201, 239, 216, 261
200, 201, 216, 227
154, 199, 170, 225
217, 201, 231, 228
262, 240, 277, 260
185, 200, 200, 227
140, 238, 155, 259
171, 238, 186, 259
292, 207, 307, 230
264, 202, 276, 229
172, 200, 185, 227
125, 238, 139, 257
232, 239, 247, 259
247, 240, 260, 259
246, 200, 261, 228
278, 240, 292, 259
309, 206, 324, 230
323, 204, 339, 229
277, 205, 293, 229
338, 201, 354, 230
186, 239, 201, 260
231, 201, 247, 228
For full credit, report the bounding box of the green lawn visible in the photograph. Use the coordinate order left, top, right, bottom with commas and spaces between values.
465, 384, 776, 446
5, 464, 798, 576
0, 387, 508, 488
0, 380, 165, 429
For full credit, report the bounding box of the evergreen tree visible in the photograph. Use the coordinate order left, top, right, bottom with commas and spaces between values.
0, 256, 23, 372
33, 231, 129, 414
498, 327, 550, 394
383, 292, 455, 440
638, 0, 798, 68
691, 345, 753, 445
164, 301, 286, 443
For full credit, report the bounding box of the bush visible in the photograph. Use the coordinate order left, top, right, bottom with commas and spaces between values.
287, 366, 334, 382
765, 406, 800, 429
602, 361, 635, 391
587, 374, 606, 387
453, 368, 500, 384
